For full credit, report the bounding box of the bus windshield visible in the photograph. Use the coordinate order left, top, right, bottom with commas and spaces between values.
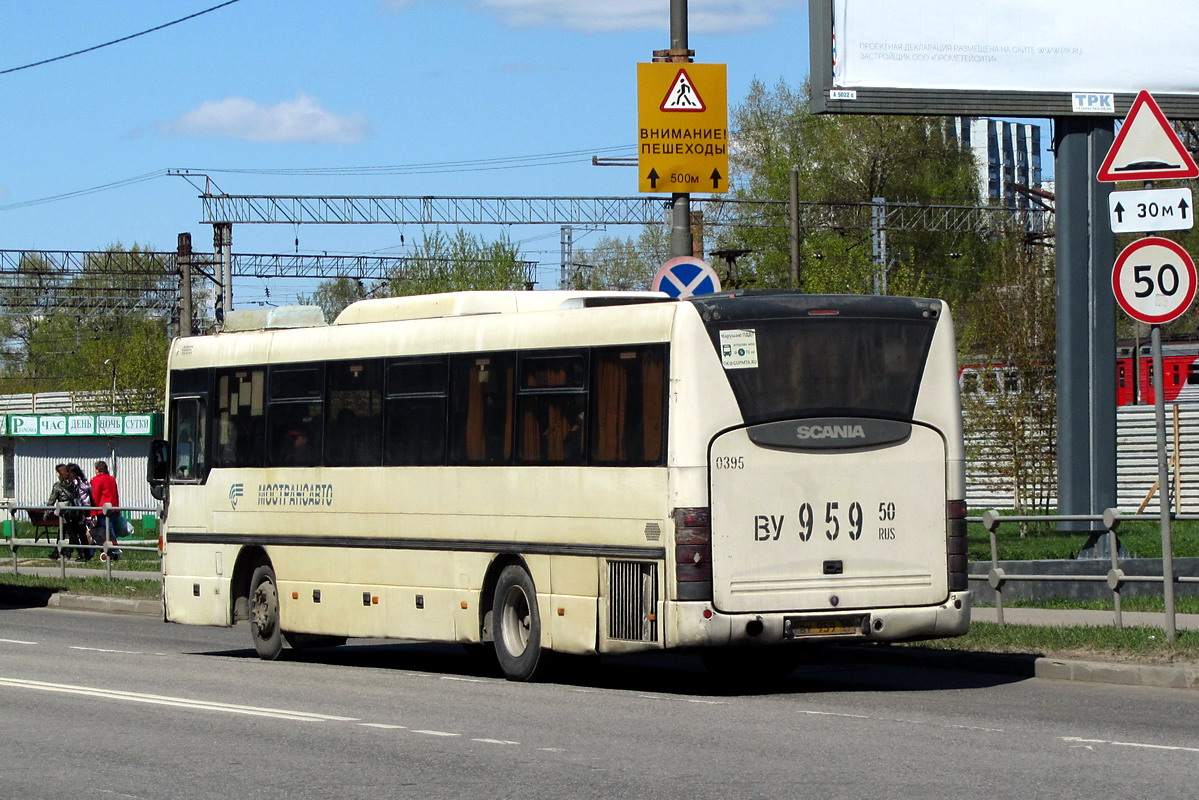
693, 293, 938, 422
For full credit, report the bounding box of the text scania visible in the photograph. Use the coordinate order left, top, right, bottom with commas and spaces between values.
795, 424, 866, 440
257, 483, 334, 507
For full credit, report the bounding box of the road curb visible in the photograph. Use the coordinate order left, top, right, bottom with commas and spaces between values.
830, 644, 1199, 691
45, 593, 161, 617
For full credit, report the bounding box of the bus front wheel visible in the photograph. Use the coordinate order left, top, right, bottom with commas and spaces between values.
249, 564, 283, 660
492, 565, 542, 681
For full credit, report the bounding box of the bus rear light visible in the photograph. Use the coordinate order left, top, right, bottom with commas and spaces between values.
808, 309, 839, 316
674, 507, 713, 594
946, 499, 968, 591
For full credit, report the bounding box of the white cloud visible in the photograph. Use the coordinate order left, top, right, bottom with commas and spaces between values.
163, 95, 370, 144
474, 0, 802, 33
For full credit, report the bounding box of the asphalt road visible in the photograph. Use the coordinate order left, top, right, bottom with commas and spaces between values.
2, 606, 1198, 800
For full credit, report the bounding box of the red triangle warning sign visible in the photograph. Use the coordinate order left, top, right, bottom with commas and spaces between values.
1097, 90, 1199, 182
660, 69, 706, 113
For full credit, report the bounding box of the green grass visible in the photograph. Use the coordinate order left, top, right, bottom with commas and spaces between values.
980, 595, 1199, 614
0, 572, 160, 599
6, 544, 161, 572
910, 622, 1199, 665
967, 516, 1199, 561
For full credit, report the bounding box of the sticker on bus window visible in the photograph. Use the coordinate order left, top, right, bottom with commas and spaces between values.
719, 329, 758, 369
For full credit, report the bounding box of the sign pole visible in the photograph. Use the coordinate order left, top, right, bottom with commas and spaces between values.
1149, 324, 1178, 643
668, 0, 692, 259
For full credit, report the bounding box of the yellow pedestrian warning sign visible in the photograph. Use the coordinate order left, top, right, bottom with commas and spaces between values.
638, 62, 728, 194
660, 69, 706, 112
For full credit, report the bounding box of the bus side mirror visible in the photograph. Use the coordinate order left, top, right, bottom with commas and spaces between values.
148, 439, 169, 501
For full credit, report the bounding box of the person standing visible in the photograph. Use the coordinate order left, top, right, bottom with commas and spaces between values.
90, 460, 125, 560
47, 463, 88, 561
67, 463, 95, 560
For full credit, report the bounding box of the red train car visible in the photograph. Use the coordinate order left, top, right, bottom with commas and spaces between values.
962, 343, 1199, 407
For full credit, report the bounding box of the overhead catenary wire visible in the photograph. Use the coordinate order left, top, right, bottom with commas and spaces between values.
0, 1, 243, 76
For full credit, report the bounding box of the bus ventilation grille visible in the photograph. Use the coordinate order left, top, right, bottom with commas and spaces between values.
608, 561, 658, 642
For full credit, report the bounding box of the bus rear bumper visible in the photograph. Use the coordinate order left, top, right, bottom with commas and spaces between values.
666, 591, 972, 648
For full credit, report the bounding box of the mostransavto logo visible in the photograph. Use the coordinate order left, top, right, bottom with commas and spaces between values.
795, 424, 865, 441
229, 483, 244, 510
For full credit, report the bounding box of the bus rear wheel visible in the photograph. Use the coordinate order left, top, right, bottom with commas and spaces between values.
249, 564, 283, 660
492, 565, 542, 681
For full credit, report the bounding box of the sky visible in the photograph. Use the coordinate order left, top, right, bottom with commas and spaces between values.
0, 0, 812, 305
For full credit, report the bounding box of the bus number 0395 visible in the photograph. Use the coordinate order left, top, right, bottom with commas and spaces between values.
754, 501, 898, 542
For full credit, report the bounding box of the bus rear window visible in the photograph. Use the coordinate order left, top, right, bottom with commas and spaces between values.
706, 316, 936, 422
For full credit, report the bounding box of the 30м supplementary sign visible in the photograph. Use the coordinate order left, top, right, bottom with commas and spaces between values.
637, 62, 728, 193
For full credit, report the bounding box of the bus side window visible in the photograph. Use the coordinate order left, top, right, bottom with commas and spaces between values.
590, 345, 666, 466
267, 365, 325, 467
449, 353, 514, 465
384, 357, 448, 466
170, 397, 208, 482
516, 353, 587, 466
214, 368, 265, 468
326, 359, 383, 467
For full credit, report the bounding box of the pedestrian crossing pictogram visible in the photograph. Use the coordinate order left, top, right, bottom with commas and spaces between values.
660, 69, 706, 112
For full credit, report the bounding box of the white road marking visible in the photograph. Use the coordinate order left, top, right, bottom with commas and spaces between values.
0, 638, 37, 645
70, 646, 149, 655
0, 677, 360, 723
360, 723, 407, 730
1061, 736, 1199, 754
440, 676, 483, 683
798, 710, 871, 719
412, 729, 461, 737
799, 709, 1003, 733
473, 738, 519, 745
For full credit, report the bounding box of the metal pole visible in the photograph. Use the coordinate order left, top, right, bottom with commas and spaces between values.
789, 168, 801, 289
178, 232, 194, 337
1150, 325, 1178, 642
213, 222, 233, 321
668, 0, 692, 259
871, 197, 886, 295
1054, 117, 1117, 548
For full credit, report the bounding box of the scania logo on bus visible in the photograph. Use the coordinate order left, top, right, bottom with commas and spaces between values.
795, 423, 865, 440
746, 417, 912, 450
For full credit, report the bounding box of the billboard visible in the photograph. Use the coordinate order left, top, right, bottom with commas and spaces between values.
809, 0, 1199, 118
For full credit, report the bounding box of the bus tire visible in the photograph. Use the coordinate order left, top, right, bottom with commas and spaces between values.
249, 564, 283, 660
492, 564, 542, 681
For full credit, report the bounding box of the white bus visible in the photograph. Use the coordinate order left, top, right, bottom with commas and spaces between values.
149, 290, 969, 681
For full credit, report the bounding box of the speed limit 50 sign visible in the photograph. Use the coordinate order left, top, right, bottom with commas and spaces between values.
1111, 236, 1197, 324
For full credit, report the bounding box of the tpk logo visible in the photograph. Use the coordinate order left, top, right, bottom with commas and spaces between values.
229, 483, 245, 510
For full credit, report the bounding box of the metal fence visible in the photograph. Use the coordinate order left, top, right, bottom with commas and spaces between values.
969, 509, 1199, 641
4, 503, 160, 580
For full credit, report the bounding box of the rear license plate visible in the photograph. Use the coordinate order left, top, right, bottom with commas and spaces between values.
785, 615, 865, 638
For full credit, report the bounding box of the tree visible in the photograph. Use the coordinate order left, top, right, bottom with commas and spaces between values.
386, 229, 530, 296
723, 78, 985, 303
957, 233, 1057, 519
566, 225, 668, 291
0, 244, 174, 410
298, 277, 367, 325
